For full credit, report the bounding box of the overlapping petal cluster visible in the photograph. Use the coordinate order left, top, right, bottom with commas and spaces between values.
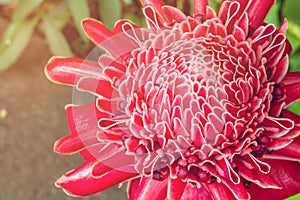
45, 0, 300, 199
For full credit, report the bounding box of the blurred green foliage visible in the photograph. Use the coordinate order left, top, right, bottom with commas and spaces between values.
0, 0, 127, 71
286, 193, 300, 200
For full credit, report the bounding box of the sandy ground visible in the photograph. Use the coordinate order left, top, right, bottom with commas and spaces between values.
0, 18, 126, 199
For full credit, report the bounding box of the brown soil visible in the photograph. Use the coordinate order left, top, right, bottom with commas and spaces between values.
0, 17, 126, 199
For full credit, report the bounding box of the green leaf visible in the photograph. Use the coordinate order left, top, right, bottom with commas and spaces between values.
286, 193, 300, 200
209, 0, 220, 12
47, 1, 71, 29
0, 0, 15, 4
12, 0, 44, 21
286, 32, 300, 53
283, 0, 300, 25
42, 15, 73, 57
123, 0, 132, 5
67, 0, 90, 42
124, 13, 147, 27
98, 0, 122, 30
289, 54, 300, 72
0, 18, 38, 71
265, 2, 280, 28
288, 21, 300, 41
0, 20, 21, 52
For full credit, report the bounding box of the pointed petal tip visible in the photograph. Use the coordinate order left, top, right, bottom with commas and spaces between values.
81, 18, 100, 28
81, 18, 113, 45
45, 57, 101, 85
55, 176, 82, 197
55, 175, 66, 187
53, 134, 86, 155
139, 0, 165, 7
44, 56, 72, 85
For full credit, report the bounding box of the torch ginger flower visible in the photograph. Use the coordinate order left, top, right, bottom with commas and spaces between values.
45, 0, 300, 199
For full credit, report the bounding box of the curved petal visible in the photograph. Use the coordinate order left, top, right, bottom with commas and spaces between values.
82, 18, 134, 58
282, 72, 300, 85
282, 82, 300, 108
167, 178, 187, 200
139, 0, 165, 7
76, 77, 115, 99
54, 133, 98, 155
281, 110, 300, 124
54, 103, 105, 154
202, 182, 236, 200
127, 178, 141, 199
246, 0, 276, 30
131, 176, 168, 200
248, 159, 300, 200
82, 18, 113, 45
113, 19, 140, 34
56, 159, 138, 197
139, 0, 172, 25
193, 0, 209, 20
92, 151, 135, 176
180, 183, 212, 200
45, 57, 101, 85
264, 137, 300, 161
66, 103, 106, 135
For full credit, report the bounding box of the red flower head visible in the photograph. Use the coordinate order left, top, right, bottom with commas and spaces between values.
45, 0, 300, 199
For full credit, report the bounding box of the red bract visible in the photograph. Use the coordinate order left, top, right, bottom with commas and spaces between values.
45, 0, 300, 199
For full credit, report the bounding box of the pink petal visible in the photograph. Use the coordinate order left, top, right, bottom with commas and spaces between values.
221, 178, 250, 200
56, 159, 138, 197
265, 137, 300, 161
238, 163, 281, 189
218, 1, 240, 33
66, 103, 107, 134
76, 77, 115, 99
113, 19, 139, 34
167, 178, 187, 200
92, 151, 135, 176
139, 0, 165, 7
82, 18, 113, 45
279, 19, 288, 34
98, 54, 127, 72
282, 72, 300, 85
54, 134, 96, 155
127, 178, 141, 199
246, 0, 276, 29
193, 0, 209, 21
102, 66, 124, 81
96, 98, 113, 113
140, 0, 173, 28
162, 5, 187, 23
281, 110, 300, 124
130, 176, 168, 200
54, 104, 105, 154
180, 183, 212, 200
282, 81, 300, 107
143, 5, 165, 28
271, 54, 289, 83
267, 138, 293, 151
248, 159, 300, 200
203, 182, 236, 200
281, 125, 300, 139
45, 57, 101, 85
82, 18, 134, 58
79, 143, 113, 161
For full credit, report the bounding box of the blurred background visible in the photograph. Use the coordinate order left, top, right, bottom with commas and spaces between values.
0, 0, 300, 199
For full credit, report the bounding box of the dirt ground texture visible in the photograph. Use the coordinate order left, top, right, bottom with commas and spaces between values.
0, 17, 126, 199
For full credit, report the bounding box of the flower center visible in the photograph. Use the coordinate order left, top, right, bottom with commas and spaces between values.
98, 23, 286, 187
110, 29, 233, 186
